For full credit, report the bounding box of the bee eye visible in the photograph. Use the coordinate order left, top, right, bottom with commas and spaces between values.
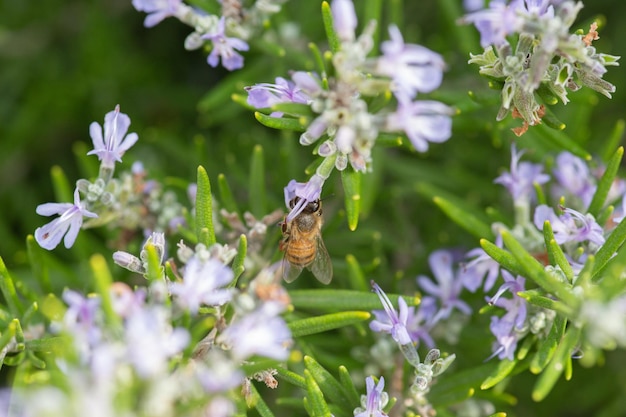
289, 197, 300, 209
310, 201, 320, 211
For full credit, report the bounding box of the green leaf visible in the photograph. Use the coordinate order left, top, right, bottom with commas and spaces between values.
542, 221, 574, 282
289, 289, 418, 311
231, 234, 247, 283
308, 43, 327, 76
50, 165, 74, 204
321, 1, 340, 54
0, 256, 24, 316
534, 123, 591, 160
345, 255, 368, 292
341, 167, 361, 231
587, 146, 623, 218
90, 254, 121, 329
416, 182, 493, 240
305, 369, 332, 417
532, 326, 581, 401
530, 315, 567, 374
288, 311, 370, 337
217, 173, 239, 214
501, 230, 578, 306
249, 145, 267, 218
275, 367, 306, 389
144, 243, 164, 283
591, 214, 626, 280
196, 166, 216, 247
600, 119, 625, 162
536, 84, 559, 105
254, 112, 307, 131
40, 294, 66, 322
541, 106, 566, 130
517, 290, 574, 317
271, 102, 314, 118
249, 381, 277, 417
304, 356, 353, 412
480, 238, 526, 277
481, 359, 517, 390
338, 366, 360, 405
26, 235, 51, 293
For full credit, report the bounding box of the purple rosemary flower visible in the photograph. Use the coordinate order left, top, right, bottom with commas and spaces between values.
385, 98, 453, 153
34, 188, 98, 250
132, 0, 184, 28
125, 306, 190, 378
62, 289, 102, 348
217, 302, 292, 361
404, 296, 437, 349
417, 250, 472, 324
245, 77, 311, 116
377, 25, 446, 99
369, 281, 412, 346
353, 376, 389, 417
487, 270, 527, 360
196, 352, 245, 393
460, 0, 524, 48
552, 151, 596, 209
88, 105, 139, 169
494, 144, 550, 202
533, 205, 605, 246
463, 234, 503, 293
202, 17, 249, 71
169, 256, 235, 314
331, 0, 357, 43
463, 0, 487, 12
283, 175, 325, 222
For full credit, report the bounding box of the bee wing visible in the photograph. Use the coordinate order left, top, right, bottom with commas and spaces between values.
309, 235, 333, 284
282, 257, 305, 283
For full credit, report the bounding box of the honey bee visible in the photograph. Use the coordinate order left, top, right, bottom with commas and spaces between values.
279, 198, 333, 284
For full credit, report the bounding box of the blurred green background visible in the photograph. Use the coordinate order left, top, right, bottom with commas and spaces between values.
1, 1, 625, 415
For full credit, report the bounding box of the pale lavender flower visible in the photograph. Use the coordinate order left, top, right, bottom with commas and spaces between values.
62, 289, 102, 347
533, 205, 605, 246
464, 0, 486, 12
460, 0, 524, 48
245, 77, 310, 116
369, 281, 412, 346
34, 188, 98, 250
488, 271, 527, 360
202, 17, 249, 71
404, 296, 437, 349
196, 352, 245, 393
385, 98, 453, 153
88, 105, 139, 169
417, 250, 472, 323
463, 234, 503, 292
353, 376, 389, 417
552, 152, 596, 209
494, 144, 550, 202
331, 0, 357, 43
170, 257, 235, 314
291, 71, 323, 97
218, 302, 292, 361
125, 306, 190, 378
377, 25, 446, 98
132, 0, 184, 28
109, 282, 146, 318
283, 175, 325, 222
204, 397, 237, 417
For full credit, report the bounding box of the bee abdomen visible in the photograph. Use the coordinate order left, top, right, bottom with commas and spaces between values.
286, 241, 316, 266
